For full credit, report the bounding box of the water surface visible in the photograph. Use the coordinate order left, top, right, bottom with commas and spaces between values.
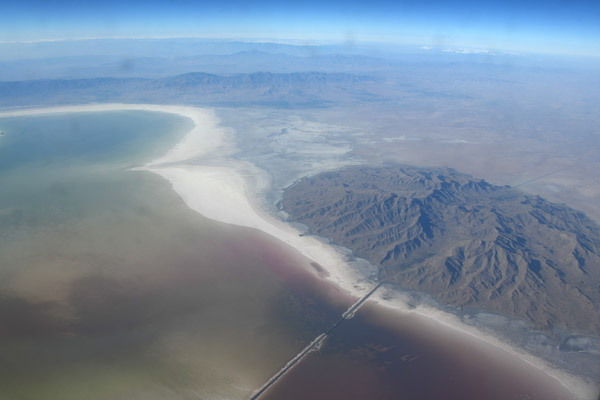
262, 302, 574, 400
0, 111, 347, 399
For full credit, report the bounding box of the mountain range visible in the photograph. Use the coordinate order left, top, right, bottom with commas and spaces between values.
0, 71, 377, 108
281, 165, 600, 335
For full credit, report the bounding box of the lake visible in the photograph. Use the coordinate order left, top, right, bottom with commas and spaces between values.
0, 111, 349, 399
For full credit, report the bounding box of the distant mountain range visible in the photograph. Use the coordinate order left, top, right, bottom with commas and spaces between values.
0, 50, 395, 81
0, 71, 378, 108
281, 165, 600, 336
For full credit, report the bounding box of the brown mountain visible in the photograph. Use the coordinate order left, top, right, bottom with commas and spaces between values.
281, 165, 600, 335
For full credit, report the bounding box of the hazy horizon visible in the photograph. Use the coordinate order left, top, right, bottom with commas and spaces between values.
1, 2, 599, 398
2, 0, 599, 57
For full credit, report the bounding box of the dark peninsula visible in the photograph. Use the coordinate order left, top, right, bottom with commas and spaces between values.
281, 165, 600, 336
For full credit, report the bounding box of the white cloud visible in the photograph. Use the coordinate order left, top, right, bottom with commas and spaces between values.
443, 47, 493, 55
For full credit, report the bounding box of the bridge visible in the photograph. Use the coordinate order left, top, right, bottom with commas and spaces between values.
250, 281, 385, 400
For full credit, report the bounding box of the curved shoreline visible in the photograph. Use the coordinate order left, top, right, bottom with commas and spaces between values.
2, 103, 596, 399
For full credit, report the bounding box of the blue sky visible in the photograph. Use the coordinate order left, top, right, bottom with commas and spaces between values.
1, 0, 599, 56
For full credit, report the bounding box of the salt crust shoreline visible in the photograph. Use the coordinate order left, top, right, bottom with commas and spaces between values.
1, 103, 596, 399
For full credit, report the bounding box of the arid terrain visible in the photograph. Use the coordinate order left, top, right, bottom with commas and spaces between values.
282, 165, 600, 335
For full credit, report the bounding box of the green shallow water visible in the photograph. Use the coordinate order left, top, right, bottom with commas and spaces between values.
0, 111, 346, 400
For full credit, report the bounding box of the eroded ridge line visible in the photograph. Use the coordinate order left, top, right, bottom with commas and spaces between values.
250, 281, 385, 400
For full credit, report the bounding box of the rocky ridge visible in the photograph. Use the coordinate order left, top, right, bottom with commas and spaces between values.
281, 165, 600, 335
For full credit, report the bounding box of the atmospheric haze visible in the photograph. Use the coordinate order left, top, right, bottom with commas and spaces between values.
1, 1, 599, 399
